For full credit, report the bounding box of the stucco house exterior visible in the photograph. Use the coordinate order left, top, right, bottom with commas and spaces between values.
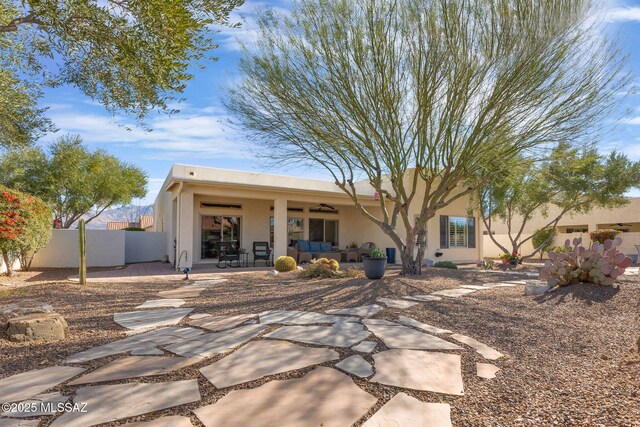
153, 164, 483, 269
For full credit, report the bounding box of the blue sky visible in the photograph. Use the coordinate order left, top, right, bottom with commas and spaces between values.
36, 0, 640, 205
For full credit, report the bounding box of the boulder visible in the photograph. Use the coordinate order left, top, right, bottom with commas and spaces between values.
524, 282, 551, 296
6, 312, 68, 342
1, 302, 54, 330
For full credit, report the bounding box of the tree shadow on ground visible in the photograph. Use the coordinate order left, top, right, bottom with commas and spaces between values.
533, 283, 620, 305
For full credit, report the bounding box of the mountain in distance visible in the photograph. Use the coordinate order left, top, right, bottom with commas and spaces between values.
83, 204, 154, 229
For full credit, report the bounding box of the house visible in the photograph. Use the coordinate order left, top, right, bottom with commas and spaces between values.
153, 164, 483, 269
107, 215, 154, 231
483, 197, 640, 257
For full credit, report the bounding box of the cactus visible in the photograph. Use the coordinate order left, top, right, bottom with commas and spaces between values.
79, 219, 86, 285
314, 257, 339, 271
274, 255, 297, 272
539, 236, 632, 287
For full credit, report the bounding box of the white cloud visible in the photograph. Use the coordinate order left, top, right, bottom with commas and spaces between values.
620, 116, 640, 125
605, 6, 640, 22
43, 105, 254, 160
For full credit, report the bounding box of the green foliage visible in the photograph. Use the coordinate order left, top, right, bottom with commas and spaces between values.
434, 261, 457, 269
589, 229, 618, 244
0, 185, 51, 275
0, 134, 147, 228
227, 0, 628, 275
274, 255, 297, 272
123, 227, 145, 231
532, 228, 557, 259
0, 0, 242, 122
368, 247, 385, 259
540, 237, 632, 287
481, 142, 640, 258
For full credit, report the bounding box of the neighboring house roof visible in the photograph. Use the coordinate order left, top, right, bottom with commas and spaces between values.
107, 215, 154, 231
140, 215, 154, 230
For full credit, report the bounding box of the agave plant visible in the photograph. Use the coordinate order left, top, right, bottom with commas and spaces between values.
539, 237, 632, 287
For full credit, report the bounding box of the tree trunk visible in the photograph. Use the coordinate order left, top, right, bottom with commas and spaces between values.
2, 251, 15, 276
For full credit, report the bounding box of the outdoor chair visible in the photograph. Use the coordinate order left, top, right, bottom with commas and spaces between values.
217, 241, 240, 268
253, 241, 272, 266
357, 242, 376, 261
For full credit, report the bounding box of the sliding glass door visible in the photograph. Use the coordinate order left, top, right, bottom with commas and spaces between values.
309, 218, 339, 245
201, 216, 240, 259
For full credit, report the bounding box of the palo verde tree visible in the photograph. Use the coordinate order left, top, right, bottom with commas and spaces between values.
480, 142, 640, 258
226, 0, 629, 274
0, 185, 52, 276
0, 0, 243, 122
0, 134, 147, 228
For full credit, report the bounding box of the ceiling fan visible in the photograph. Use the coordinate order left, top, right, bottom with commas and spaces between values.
311, 203, 337, 211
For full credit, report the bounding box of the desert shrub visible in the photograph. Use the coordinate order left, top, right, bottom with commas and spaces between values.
434, 261, 457, 269
539, 237, 632, 287
368, 247, 385, 258
274, 255, 297, 272
123, 227, 145, 231
341, 267, 364, 278
589, 229, 618, 244
300, 262, 340, 278
532, 227, 557, 259
314, 257, 339, 271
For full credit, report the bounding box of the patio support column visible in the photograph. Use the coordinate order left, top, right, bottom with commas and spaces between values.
273, 197, 288, 260
177, 191, 194, 269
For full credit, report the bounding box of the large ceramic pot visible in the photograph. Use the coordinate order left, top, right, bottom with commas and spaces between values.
363, 256, 387, 279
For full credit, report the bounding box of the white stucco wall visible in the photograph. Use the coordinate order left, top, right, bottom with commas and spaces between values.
30, 229, 126, 268
125, 231, 167, 263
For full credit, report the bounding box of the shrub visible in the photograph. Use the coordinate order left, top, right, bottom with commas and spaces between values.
314, 257, 339, 271
539, 237, 632, 287
368, 247, 385, 258
301, 261, 340, 278
274, 256, 297, 272
532, 227, 557, 259
0, 186, 52, 275
434, 261, 457, 269
589, 229, 618, 244
123, 227, 145, 231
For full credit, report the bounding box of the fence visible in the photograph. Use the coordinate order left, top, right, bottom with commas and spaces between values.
483, 232, 640, 259
26, 229, 166, 268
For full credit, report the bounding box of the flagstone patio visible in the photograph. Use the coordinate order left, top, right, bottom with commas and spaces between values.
0, 276, 519, 426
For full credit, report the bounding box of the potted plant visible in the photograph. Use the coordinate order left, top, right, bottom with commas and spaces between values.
500, 252, 521, 265
363, 246, 387, 279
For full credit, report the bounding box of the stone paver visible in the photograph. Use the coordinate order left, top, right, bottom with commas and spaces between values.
259, 310, 350, 325
362, 392, 452, 427
335, 355, 373, 378
402, 295, 442, 302
68, 356, 200, 385
50, 380, 200, 427
194, 367, 376, 427
362, 318, 401, 326
450, 334, 503, 360
325, 304, 384, 318
65, 327, 205, 363
130, 346, 164, 355
192, 279, 227, 286
431, 288, 477, 298
481, 282, 518, 288
351, 341, 377, 353
1, 392, 68, 417
0, 366, 85, 403
189, 313, 256, 332
166, 324, 268, 359
135, 299, 186, 309
157, 288, 205, 299
476, 363, 500, 379
200, 340, 339, 388
371, 349, 464, 395
397, 316, 452, 334
363, 320, 461, 351
189, 313, 212, 320
114, 308, 193, 331
264, 322, 370, 347
126, 415, 194, 427
0, 420, 40, 427
376, 298, 419, 309
460, 285, 491, 290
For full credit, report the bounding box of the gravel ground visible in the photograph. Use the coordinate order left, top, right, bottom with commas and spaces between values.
1, 266, 639, 426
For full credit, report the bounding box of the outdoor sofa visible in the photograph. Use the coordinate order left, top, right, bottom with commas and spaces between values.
288, 240, 341, 263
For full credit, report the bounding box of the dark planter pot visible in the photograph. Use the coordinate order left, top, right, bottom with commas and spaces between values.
363, 256, 387, 279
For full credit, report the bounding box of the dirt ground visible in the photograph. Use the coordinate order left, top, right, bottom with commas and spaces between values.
1, 266, 639, 426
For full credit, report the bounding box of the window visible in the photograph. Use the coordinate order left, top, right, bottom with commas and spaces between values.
201, 216, 241, 259
270, 217, 305, 246
439, 216, 475, 249
309, 218, 339, 245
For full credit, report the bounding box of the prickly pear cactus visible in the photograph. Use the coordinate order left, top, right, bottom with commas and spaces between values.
539, 237, 632, 287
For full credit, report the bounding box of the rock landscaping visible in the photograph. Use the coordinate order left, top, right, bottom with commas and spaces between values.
0, 266, 638, 425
